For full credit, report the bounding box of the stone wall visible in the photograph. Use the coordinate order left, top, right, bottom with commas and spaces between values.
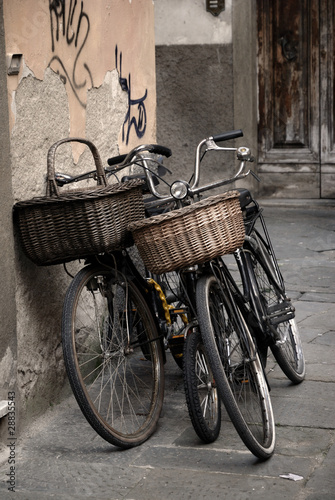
154, 0, 257, 192
0, 0, 156, 437
0, 0, 17, 441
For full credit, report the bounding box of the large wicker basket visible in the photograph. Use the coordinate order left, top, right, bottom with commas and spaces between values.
13, 138, 144, 266
129, 190, 245, 274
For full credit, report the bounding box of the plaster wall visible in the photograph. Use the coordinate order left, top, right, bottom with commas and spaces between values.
0, 0, 17, 441
0, 0, 156, 431
154, 0, 258, 192
155, 0, 238, 187
155, 0, 232, 45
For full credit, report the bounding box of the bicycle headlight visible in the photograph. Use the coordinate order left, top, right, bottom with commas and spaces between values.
170, 180, 189, 200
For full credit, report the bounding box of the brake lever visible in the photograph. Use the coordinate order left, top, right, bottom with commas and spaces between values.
204, 138, 236, 153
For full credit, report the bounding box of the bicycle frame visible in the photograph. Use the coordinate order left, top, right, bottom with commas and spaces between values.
207, 259, 258, 363
83, 250, 169, 359
231, 198, 295, 346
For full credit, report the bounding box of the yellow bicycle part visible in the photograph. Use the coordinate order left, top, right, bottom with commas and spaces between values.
147, 278, 188, 326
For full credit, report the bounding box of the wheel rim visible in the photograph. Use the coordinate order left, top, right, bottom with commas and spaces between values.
274, 318, 305, 374
195, 344, 220, 431
71, 271, 162, 440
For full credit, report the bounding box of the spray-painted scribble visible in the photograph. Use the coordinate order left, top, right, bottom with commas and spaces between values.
48, 0, 93, 108
115, 46, 147, 145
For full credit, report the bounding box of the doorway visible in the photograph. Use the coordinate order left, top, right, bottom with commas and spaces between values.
257, 0, 335, 198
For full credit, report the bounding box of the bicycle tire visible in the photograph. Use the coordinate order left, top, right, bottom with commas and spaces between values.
62, 264, 165, 448
184, 329, 221, 443
247, 238, 305, 384
197, 274, 275, 459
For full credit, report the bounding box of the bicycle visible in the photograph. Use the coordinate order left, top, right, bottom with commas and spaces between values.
56, 142, 216, 450
126, 131, 305, 458
57, 131, 304, 460
124, 133, 276, 459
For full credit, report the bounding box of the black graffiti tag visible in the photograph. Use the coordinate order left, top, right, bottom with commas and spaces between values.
49, 0, 93, 108
115, 46, 147, 145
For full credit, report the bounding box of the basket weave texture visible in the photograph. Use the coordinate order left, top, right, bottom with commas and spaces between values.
129, 190, 245, 274
13, 138, 144, 266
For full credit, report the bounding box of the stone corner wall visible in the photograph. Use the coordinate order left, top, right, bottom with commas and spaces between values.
0, 0, 17, 443
0, 0, 156, 438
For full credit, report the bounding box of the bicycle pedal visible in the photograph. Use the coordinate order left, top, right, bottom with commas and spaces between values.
169, 305, 187, 313
266, 301, 295, 326
167, 334, 184, 358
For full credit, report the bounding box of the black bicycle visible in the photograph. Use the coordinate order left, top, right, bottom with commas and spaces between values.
125, 132, 304, 459
111, 132, 277, 459
58, 131, 304, 460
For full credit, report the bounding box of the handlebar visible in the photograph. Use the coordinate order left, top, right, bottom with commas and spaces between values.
55, 144, 172, 186
107, 153, 127, 166
55, 130, 256, 206
135, 130, 255, 208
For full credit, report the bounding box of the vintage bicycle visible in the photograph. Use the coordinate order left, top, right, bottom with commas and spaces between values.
46, 130, 302, 460
25, 131, 305, 460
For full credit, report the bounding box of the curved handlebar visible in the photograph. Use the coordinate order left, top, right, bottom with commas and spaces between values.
106, 131, 250, 206
55, 132, 252, 204
191, 129, 245, 191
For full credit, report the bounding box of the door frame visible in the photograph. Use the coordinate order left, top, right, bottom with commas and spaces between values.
256, 0, 335, 198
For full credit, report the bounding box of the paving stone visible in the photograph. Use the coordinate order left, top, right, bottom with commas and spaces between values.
0, 204, 334, 499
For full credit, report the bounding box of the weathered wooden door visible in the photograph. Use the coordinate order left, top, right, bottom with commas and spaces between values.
257, 0, 335, 198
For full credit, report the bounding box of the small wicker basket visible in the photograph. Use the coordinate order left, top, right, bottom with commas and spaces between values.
129, 190, 245, 274
13, 138, 145, 266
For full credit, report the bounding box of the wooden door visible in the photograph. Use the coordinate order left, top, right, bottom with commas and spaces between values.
257, 0, 335, 198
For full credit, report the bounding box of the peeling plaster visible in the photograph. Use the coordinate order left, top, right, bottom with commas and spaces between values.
20, 57, 35, 81
0, 347, 16, 394
11, 68, 70, 202
86, 69, 128, 161
3, 0, 156, 428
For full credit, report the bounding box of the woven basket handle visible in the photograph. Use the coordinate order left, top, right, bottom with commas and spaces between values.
46, 137, 107, 197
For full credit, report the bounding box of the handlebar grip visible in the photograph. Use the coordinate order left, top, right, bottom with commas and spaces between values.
147, 144, 172, 158
107, 145, 172, 166
107, 153, 127, 166
212, 129, 243, 143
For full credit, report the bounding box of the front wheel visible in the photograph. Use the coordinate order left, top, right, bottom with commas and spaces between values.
184, 328, 221, 443
196, 274, 275, 460
62, 265, 165, 448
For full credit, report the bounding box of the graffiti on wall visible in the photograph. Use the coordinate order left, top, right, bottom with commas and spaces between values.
47, 2, 148, 143
115, 46, 147, 145
48, 0, 93, 108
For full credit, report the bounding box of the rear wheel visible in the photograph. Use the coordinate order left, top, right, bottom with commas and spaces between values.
184, 329, 221, 443
248, 240, 305, 384
62, 265, 165, 448
196, 274, 275, 459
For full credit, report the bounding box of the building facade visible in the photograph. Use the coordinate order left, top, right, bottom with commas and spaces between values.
1, 0, 334, 445
155, 0, 335, 199
0, 0, 156, 440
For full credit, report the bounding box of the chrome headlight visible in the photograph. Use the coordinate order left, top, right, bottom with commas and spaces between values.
170, 180, 189, 200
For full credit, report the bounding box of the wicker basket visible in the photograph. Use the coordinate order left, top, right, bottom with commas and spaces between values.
129, 190, 245, 274
13, 138, 145, 266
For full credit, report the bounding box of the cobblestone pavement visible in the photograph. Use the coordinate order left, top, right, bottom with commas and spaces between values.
0, 203, 334, 500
